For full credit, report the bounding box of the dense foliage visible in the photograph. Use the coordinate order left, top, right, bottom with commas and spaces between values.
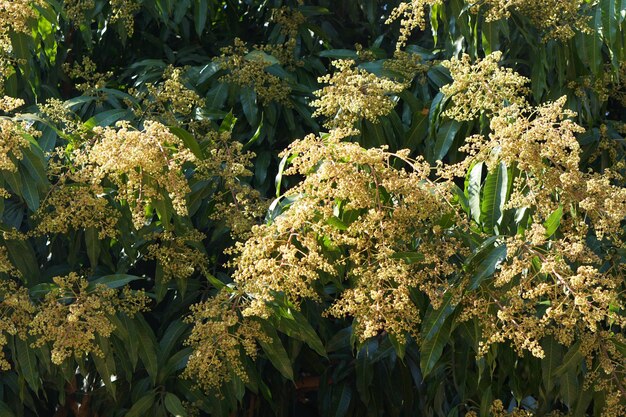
0, 0, 624, 416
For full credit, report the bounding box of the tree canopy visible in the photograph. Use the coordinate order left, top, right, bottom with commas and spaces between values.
0, 0, 624, 416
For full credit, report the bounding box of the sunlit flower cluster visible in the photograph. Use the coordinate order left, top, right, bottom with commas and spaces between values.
311, 60, 406, 130
471, 0, 590, 40
146, 230, 208, 282
131, 66, 204, 124
84, 121, 197, 228
441, 52, 530, 121
29, 273, 148, 364
231, 134, 463, 341
199, 131, 267, 238
0, 279, 35, 369
385, 0, 442, 50
218, 38, 292, 105
183, 290, 269, 392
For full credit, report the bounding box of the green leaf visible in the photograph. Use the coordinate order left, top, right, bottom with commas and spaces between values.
465, 162, 483, 224
83, 109, 131, 130
14, 338, 40, 393
240, 87, 259, 126
468, 243, 507, 290
164, 393, 188, 417
327, 216, 348, 230
319, 49, 358, 59
158, 320, 188, 361
420, 316, 451, 377
433, 120, 460, 162
19, 170, 39, 211
576, 32, 603, 76
601, 0, 618, 58
544, 205, 563, 238
332, 383, 352, 417
169, 126, 203, 160
120, 314, 140, 369
559, 369, 579, 409
273, 307, 326, 357
390, 251, 425, 264
136, 316, 159, 385
205, 82, 229, 110
421, 291, 456, 342
245, 50, 280, 65
554, 342, 582, 377
258, 321, 294, 381
85, 227, 100, 269
5, 239, 39, 284
88, 274, 142, 289
193, 0, 208, 35
93, 335, 117, 399
0, 401, 15, 417
480, 162, 508, 232
125, 392, 155, 417
541, 336, 561, 393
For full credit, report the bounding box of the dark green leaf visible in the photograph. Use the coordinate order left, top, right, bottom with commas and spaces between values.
164, 393, 188, 417
258, 322, 294, 381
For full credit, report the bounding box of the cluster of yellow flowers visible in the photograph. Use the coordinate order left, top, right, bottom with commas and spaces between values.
146, 230, 208, 282
183, 290, 269, 392
34, 184, 120, 239
441, 52, 530, 121
0, 118, 30, 173
29, 273, 148, 364
83, 121, 197, 228
62, 0, 95, 24
383, 50, 430, 82
388, 0, 588, 44
108, 0, 140, 35
0, 280, 34, 369
218, 38, 292, 105
63, 57, 113, 94
0, 273, 147, 367
385, 0, 442, 50
199, 130, 267, 238
131, 66, 204, 124
437, 53, 626, 404
311, 60, 406, 130
231, 133, 463, 340
471, 0, 589, 40
0, 0, 39, 91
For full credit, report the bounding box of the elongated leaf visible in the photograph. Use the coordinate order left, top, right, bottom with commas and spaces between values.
169, 126, 203, 159
544, 205, 563, 237
421, 291, 456, 342
88, 274, 142, 289
125, 392, 155, 417
194, 0, 208, 35
420, 316, 451, 377
83, 109, 130, 130
433, 120, 460, 162
559, 369, 579, 409
85, 227, 100, 269
554, 342, 582, 376
390, 251, 425, 264
480, 162, 508, 232
93, 336, 116, 399
541, 336, 561, 393
465, 162, 483, 224
258, 322, 294, 381
15, 338, 40, 393
469, 243, 507, 290
332, 383, 352, 417
19, 170, 39, 211
135, 316, 159, 385
164, 393, 188, 417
